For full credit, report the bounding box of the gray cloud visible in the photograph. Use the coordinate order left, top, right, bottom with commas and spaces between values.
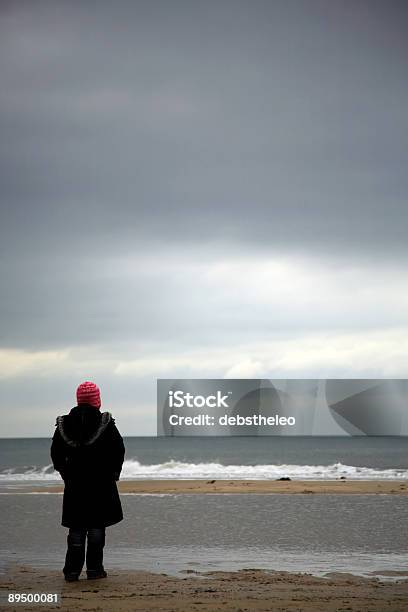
1, 0, 407, 258
1, 1, 408, 434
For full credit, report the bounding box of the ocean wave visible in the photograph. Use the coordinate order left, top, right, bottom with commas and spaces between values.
1, 460, 407, 481
0, 465, 58, 481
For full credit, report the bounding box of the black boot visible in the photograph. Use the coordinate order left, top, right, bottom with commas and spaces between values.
87, 569, 107, 580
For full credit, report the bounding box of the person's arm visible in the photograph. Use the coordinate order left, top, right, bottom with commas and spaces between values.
110, 422, 125, 481
50, 426, 68, 480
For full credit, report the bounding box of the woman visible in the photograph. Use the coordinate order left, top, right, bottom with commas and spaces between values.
51, 381, 125, 582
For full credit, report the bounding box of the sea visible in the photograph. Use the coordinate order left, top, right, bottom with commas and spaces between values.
1, 436, 407, 580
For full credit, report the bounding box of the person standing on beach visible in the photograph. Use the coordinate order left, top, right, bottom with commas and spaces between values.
51, 381, 125, 582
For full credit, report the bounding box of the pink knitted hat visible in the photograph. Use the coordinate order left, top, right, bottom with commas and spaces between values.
76, 381, 101, 409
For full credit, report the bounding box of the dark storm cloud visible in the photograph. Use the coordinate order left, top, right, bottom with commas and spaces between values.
0, 0, 408, 392
1, 0, 407, 258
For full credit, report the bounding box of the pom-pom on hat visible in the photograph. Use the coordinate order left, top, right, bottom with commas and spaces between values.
76, 381, 101, 409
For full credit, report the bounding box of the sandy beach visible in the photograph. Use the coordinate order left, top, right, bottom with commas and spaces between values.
2, 483, 408, 610
3, 480, 407, 609
1, 564, 407, 611
24, 478, 408, 495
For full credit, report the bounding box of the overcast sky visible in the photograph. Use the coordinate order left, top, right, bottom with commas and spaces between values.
1, 0, 407, 436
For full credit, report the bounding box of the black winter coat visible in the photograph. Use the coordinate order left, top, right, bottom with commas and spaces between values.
51, 404, 125, 528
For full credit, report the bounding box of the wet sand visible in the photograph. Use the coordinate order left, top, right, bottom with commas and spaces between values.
24, 479, 408, 495
1, 565, 407, 611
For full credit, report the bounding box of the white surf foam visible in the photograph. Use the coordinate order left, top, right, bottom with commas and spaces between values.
1, 460, 407, 481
